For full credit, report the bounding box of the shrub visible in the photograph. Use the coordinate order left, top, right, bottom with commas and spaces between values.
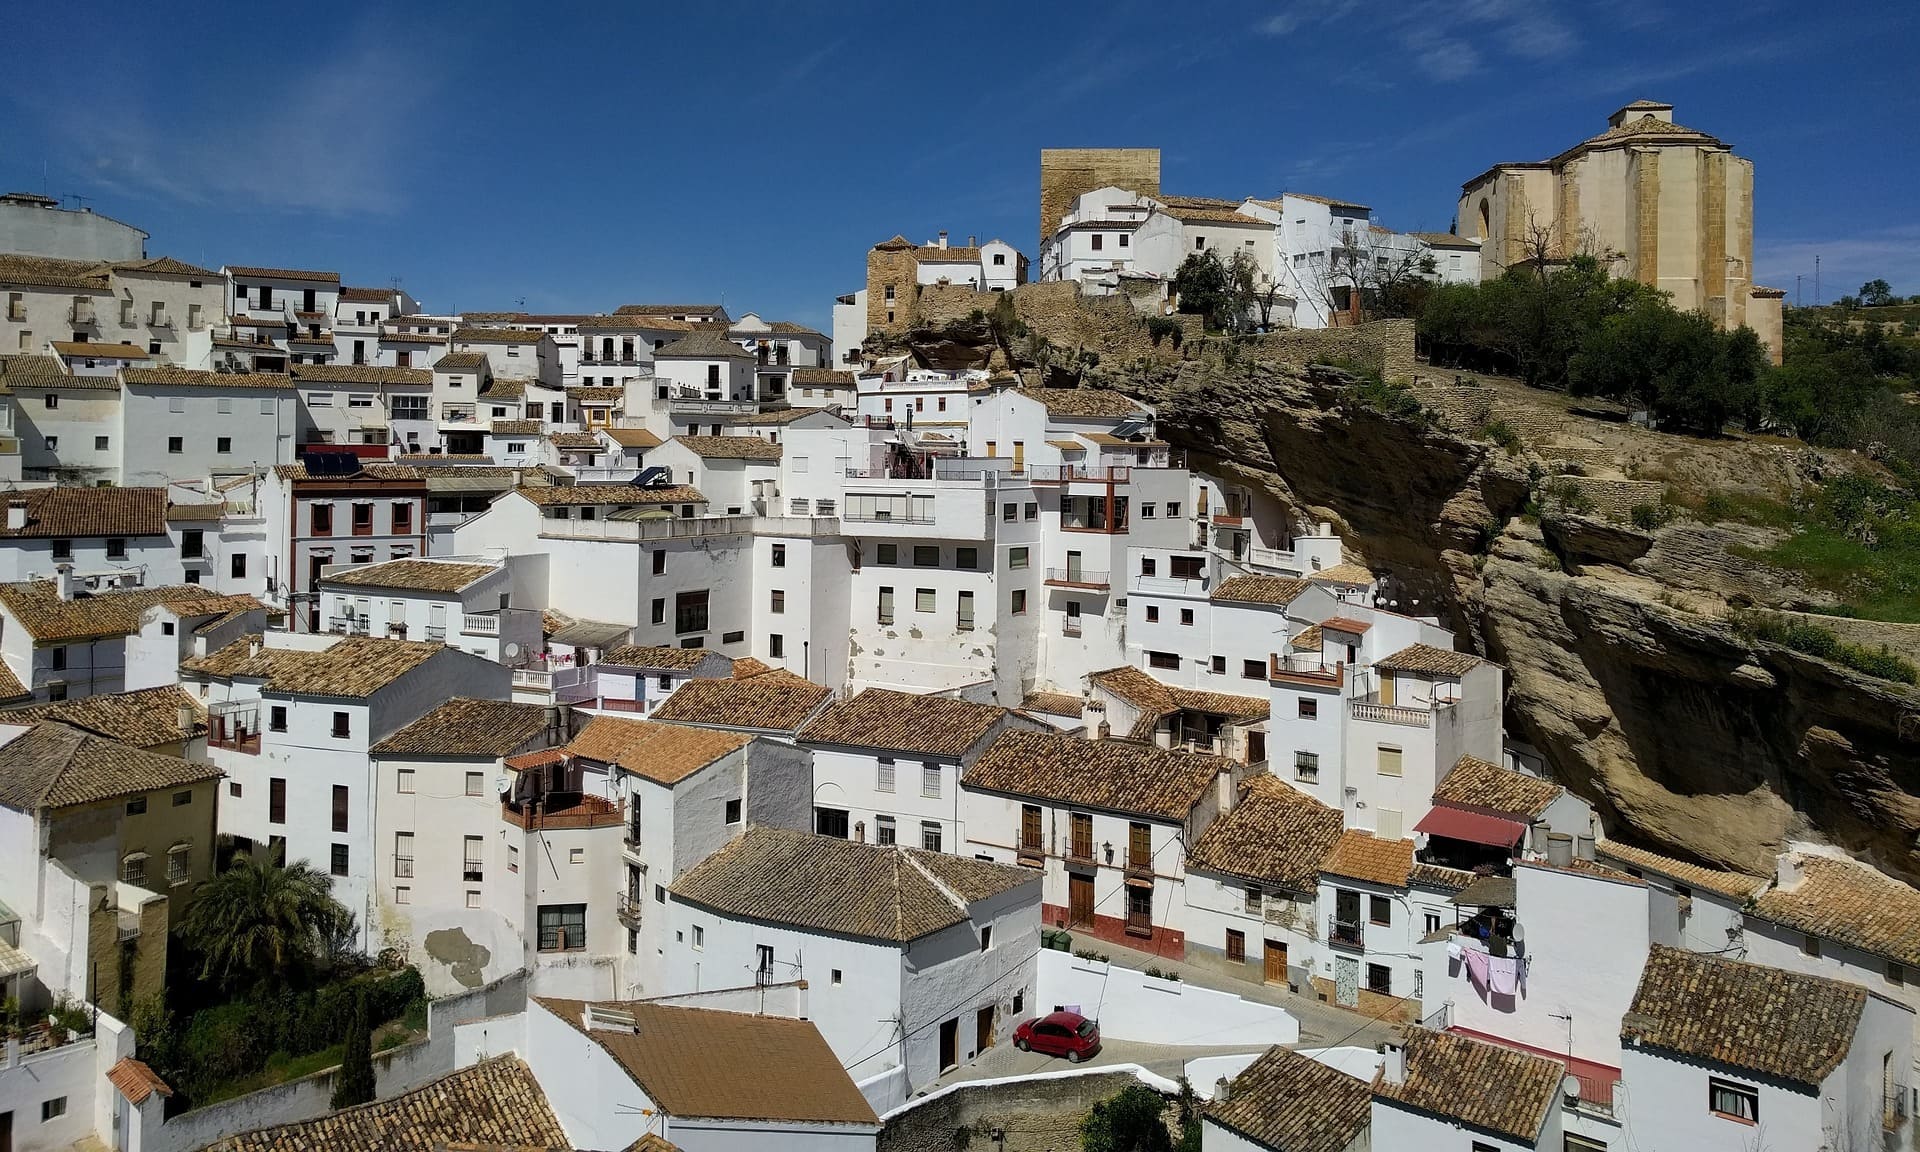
1630, 502, 1674, 531
1733, 612, 1918, 684
1476, 419, 1523, 455
1146, 316, 1183, 349
1143, 965, 1164, 979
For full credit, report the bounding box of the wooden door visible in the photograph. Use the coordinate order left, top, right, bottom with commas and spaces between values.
1128, 822, 1152, 871
1068, 872, 1094, 926
1264, 940, 1288, 984
939, 1018, 959, 1070
1378, 670, 1396, 707
1247, 730, 1265, 764
977, 1005, 994, 1055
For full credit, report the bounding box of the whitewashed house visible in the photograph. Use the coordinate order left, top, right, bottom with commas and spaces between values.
289, 363, 432, 460
666, 826, 1042, 1093
0, 578, 249, 704
1203, 1046, 1372, 1152
961, 729, 1240, 960
0, 488, 179, 587
564, 644, 734, 715
316, 555, 541, 663
118, 367, 296, 486
449, 327, 561, 388
223, 265, 340, 368
798, 688, 1036, 853
1371, 1028, 1567, 1151
648, 435, 783, 515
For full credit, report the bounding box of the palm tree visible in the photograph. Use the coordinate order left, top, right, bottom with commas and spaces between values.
178, 855, 356, 995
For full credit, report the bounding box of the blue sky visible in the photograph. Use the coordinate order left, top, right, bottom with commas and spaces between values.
4, 2, 1914, 329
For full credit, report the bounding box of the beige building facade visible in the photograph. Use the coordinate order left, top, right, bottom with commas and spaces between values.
1457, 101, 1783, 361
1039, 148, 1161, 249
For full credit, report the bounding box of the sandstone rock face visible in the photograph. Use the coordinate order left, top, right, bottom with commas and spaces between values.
1098, 356, 1920, 884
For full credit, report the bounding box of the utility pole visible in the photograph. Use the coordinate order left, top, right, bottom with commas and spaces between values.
1795, 274, 1802, 308
1815, 255, 1821, 306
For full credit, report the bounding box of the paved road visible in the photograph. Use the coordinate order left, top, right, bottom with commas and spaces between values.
934, 1037, 1269, 1089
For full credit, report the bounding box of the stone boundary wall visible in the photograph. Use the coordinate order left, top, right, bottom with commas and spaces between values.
1559, 476, 1666, 521
879, 1068, 1157, 1152
1245, 318, 1417, 384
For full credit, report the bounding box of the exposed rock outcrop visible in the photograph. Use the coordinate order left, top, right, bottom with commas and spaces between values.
1092, 355, 1920, 885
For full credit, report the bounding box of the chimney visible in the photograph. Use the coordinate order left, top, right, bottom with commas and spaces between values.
511, 468, 524, 488
1216, 768, 1236, 815
177, 704, 195, 737
247, 636, 263, 658
1319, 521, 1333, 536
1575, 832, 1595, 862
1546, 832, 1573, 869
968, 235, 976, 248
1379, 1040, 1407, 1086
1775, 853, 1805, 890
854, 820, 866, 844
54, 563, 75, 601
937, 230, 949, 250
6, 500, 26, 531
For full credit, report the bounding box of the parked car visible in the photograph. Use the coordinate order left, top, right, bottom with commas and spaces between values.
1012, 1010, 1101, 1062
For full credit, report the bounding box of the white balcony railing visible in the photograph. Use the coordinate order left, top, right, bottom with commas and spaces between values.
462, 614, 500, 636
1348, 700, 1432, 727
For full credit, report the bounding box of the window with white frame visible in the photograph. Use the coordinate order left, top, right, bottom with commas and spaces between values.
1708, 1077, 1758, 1123
876, 757, 895, 792
921, 763, 941, 798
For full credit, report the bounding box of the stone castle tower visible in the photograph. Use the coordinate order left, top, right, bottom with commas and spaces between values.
1038, 148, 1161, 248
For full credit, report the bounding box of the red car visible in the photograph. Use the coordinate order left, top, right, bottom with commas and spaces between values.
1013, 1011, 1102, 1062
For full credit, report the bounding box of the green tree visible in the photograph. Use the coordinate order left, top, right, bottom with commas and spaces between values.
1860, 278, 1896, 307
178, 855, 356, 995
1081, 1084, 1173, 1152
1568, 303, 1764, 435
331, 990, 376, 1109
1172, 250, 1235, 333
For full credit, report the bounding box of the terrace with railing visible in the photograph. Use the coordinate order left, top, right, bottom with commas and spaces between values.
207, 702, 262, 754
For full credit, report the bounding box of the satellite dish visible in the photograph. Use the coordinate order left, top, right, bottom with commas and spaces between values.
1561, 1074, 1582, 1102
503, 641, 522, 659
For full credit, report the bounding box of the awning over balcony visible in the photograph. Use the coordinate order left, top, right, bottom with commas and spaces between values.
1415, 804, 1526, 848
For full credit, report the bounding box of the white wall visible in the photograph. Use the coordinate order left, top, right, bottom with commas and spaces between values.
1034, 949, 1298, 1047
120, 385, 295, 487
0, 1033, 99, 1152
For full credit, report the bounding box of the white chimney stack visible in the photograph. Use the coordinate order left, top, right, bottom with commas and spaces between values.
937, 230, 949, 250
53, 563, 75, 601
177, 704, 195, 736
1380, 1040, 1407, 1086
1775, 853, 1805, 890
6, 501, 26, 531
1217, 768, 1237, 815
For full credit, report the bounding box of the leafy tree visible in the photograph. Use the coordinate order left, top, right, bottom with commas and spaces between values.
331, 990, 376, 1109
1860, 279, 1896, 307
177, 855, 356, 996
1567, 302, 1765, 435
1172, 250, 1236, 333
1081, 1084, 1173, 1152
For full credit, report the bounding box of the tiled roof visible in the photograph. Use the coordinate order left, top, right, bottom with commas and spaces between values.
1754, 854, 1920, 968
164, 502, 228, 522
0, 253, 111, 290
1207, 1046, 1370, 1152
0, 722, 221, 812
0, 582, 238, 642
183, 634, 445, 698
1015, 387, 1145, 419
561, 716, 752, 785
1019, 691, 1084, 718
672, 435, 783, 460
289, 363, 431, 386
487, 420, 544, 436
0, 354, 69, 391
730, 657, 773, 679
1212, 574, 1311, 607
1187, 775, 1344, 891
1168, 206, 1264, 226
1623, 945, 1865, 1087
647, 673, 831, 733
1290, 625, 1321, 651
655, 329, 757, 360
8, 685, 206, 747
225, 265, 339, 282
371, 698, 551, 758
51, 340, 147, 359
1411, 231, 1481, 250
578, 314, 672, 332
106, 1057, 173, 1104
533, 996, 877, 1125
338, 286, 393, 302
516, 484, 705, 506
670, 826, 1033, 942
964, 730, 1225, 822
730, 407, 837, 426
434, 352, 489, 373
113, 256, 217, 278
478, 376, 526, 399
325, 559, 499, 594
1409, 862, 1477, 893
0, 662, 27, 704
1373, 1029, 1560, 1144
1319, 830, 1414, 888
914, 246, 982, 264
0, 486, 167, 538
1307, 561, 1373, 584
1318, 616, 1370, 634
1432, 755, 1561, 818
799, 688, 1008, 757
615, 303, 727, 317
455, 328, 547, 345
1374, 642, 1487, 677
600, 644, 716, 670
603, 427, 663, 448
1090, 667, 1269, 736
205, 1056, 567, 1152
548, 431, 602, 450
1595, 839, 1767, 902
272, 462, 424, 482
123, 366, 294, 390
791, 368, 855, 386
571, 386, 626, 402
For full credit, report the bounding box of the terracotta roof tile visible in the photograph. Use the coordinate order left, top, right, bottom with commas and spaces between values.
0, 722, 221, 811
603, 427, 662, 448
547, 431, 601, 450
531, 996, 876, 1125
516, 484, 705, 507
324, 559, 499, 593
183, 634, 445, 698
0, 486, 167, 538
614, 303, 727, 317
601, 645, 717, 670
454, 328, 547, 345
1208, 1046, 1370, 1152
337, 286, 393, 302
164, 502, 228, 522
1623, 945, 1865, 1086
1290, 625, 1322, 651
434, 352, 489, 373
1015, 387, 1146, 419
0, 662, 27, 704
1307, 562, 1373, 584
655, 329, 756, 360
791, 368, 855, 386
1373, 1029, 1560, 1144
206, 1056, 566, 1152
1019, 691, 1084, 717
669, 826, 1032, 942
800, 688, 1009, 758
571, 386, 626, 402
1408, 862, 1477, 893
225, 266, 339, 282
1754, 854, 1920, 968
1212, 574, 1311, 607
1595, 839, 1767, 902
487, 420, 544, 436
672, 435, 783, 460
1433, 755, 1561, 819
0, 253, 111, 290
290, 363, 431, 386
371, 698, 551, 757
106, 1057, 172, 1104
964, 730, 1224, 822
1318, 616, 1371, 634
1374, 642, 1488, 677
1188, 775, 1343, 891
561, 716, 752, 785
1089, 667, 1268, 733
647, 674, 831, 733
8, 685, 206, 747
1319, 830, 1414, 888
0, 582, 241, 642
124, 366, 293, 390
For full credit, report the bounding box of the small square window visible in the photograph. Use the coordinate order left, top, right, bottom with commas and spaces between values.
1210, 655, 1226, 674
467, 890, 482, 908
126, 796, 147, 816
831, 968, 843, 985
1299, 698, 1319, 719
568, 848, 584, 865
725, 798, 742, 824
1146, 606, 1159, 623
465, 772, 484, 796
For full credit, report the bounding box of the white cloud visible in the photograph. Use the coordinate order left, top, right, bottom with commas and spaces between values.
1255, 0, 1576, 80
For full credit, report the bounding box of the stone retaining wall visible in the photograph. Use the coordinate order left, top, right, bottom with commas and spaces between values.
879, 1069, 1153, 1152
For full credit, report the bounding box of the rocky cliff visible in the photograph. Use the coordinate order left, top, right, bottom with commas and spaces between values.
1092, 354, 1920, 886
